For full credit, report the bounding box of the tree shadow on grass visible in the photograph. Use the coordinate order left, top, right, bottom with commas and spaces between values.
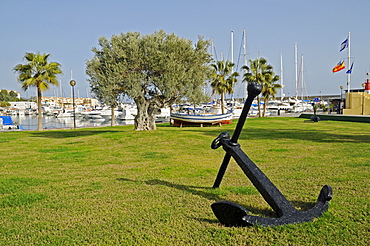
30, 129, 121, 138
160, 117, 370, 144
142, 178, 321, 224
117, 177, 218, 200
196, 127, 370, 144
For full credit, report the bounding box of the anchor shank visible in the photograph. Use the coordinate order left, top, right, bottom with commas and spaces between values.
212, 96, 253, 188
212, 82, 262, 188
222, 140, 296, 216
230, 93, 255, 143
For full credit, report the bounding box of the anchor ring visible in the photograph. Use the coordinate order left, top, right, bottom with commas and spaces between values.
211, 132, 230, 149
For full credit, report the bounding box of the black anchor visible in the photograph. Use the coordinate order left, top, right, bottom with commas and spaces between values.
211, 82, 332, 227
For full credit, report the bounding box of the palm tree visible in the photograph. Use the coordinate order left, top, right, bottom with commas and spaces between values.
261, 72, 281, 116
242, 57, 279, 117
14, 52, 62, 130
210, 60, 239, 114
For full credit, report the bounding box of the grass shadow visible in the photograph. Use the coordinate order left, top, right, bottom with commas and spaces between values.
117, 178, 218, 200
30, 129, 122, 138
192, 217, 220, 224
117, 178, 277, 218
144, 179, 219, 200
195, 122, 370, 144
290, 200, 317, 211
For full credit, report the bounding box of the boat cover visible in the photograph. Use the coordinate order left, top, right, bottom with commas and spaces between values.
0, 116, 13, 125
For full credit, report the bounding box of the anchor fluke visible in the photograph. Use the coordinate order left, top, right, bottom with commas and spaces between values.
211, 201, 249, 227
212, 184, 332, 227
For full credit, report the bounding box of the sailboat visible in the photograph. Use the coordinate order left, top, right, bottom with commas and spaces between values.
171, 31, 239, 126
170, 106, 233, 126
286, 43, 313, 113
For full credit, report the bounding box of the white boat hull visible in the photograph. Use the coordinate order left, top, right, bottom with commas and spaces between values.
170, 113, 232, 126
116, 108, 137, 120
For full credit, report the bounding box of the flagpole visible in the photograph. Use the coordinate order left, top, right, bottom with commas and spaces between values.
347, 32, 351, 108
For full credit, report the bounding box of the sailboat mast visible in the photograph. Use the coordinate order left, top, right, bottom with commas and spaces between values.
301, 54, 304, 100
59, 80, 63, 108
231, 30, 234, 71
280, 53, 284, 99
230, 30, 234, 102
295, 42, 298, 99
243, 29, 247, 100
211, 38, 215, 61
243, 29, 247, 66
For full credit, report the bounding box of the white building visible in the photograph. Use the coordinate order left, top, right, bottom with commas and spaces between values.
8, 101, 37, 110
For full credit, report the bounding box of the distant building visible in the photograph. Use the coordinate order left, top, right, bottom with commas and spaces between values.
8, 101, 37, 109
6, 96, 100, 111
41, 96, 100, 108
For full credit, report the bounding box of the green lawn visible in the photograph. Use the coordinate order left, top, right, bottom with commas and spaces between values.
0, 117, 369, 245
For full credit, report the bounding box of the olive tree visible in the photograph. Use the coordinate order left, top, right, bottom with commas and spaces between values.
86, 30, 212, 130
88, 66, 121, 126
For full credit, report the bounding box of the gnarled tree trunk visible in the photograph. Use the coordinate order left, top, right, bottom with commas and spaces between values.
134, 96, 157, 131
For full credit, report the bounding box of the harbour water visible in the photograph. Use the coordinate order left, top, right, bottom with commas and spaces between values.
10, 115, 135, 130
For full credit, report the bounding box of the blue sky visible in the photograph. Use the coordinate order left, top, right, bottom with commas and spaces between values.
1, 0, 369, 99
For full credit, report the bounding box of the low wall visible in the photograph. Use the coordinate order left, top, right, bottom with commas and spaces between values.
299, 113, 370, 123
343, 92, 370, 115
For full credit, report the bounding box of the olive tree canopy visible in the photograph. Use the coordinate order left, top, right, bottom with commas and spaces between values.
86, 30, 212, 130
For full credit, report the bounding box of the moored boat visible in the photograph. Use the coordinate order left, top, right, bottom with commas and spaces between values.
81, 110, 103, 120
0, 116, 22, 130
116, 107, 137, 120
56, 110, 74, 118
170, 112, 232, 126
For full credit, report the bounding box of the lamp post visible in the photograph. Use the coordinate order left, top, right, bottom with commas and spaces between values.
70, 80, 76, 129
339, 86, 343, 114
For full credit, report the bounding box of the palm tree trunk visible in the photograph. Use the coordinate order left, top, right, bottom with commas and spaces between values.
110, 107, 115, 126
263, 98, 268, 117
257, 97, 262, 118
37, 88, 43, 131
221, 93, 225, 114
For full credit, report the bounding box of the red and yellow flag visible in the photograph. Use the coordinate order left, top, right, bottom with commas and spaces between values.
332, 61, 345, 73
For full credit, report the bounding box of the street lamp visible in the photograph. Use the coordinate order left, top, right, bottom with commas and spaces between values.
70, 80, 76, 129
